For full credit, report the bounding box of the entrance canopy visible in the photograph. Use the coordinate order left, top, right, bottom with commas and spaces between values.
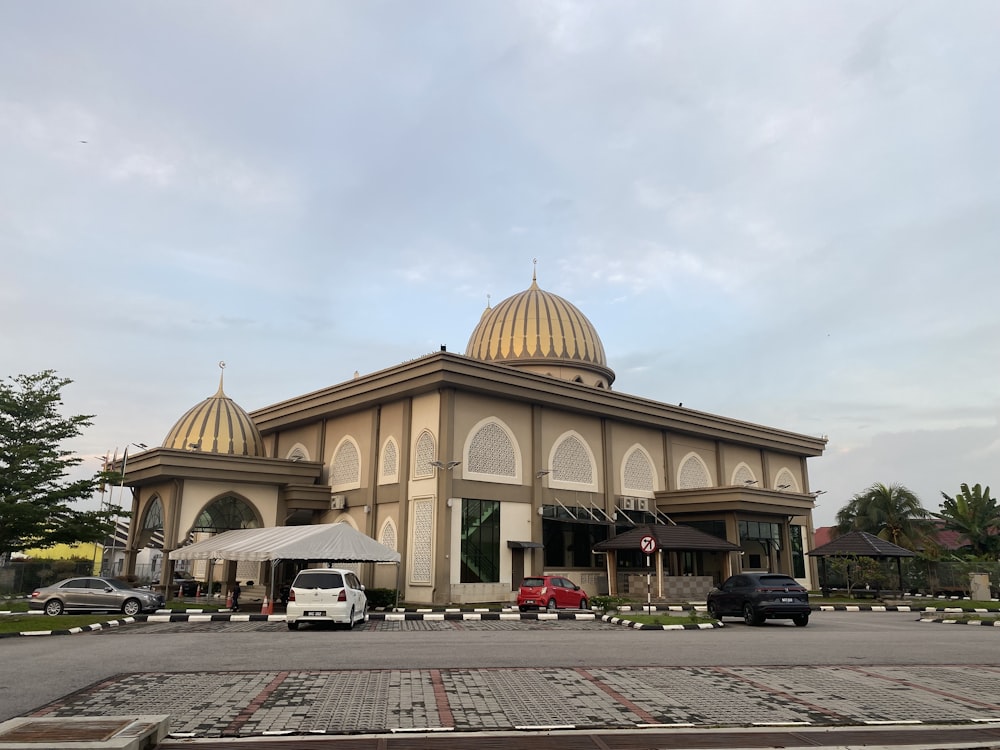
169, 523, 401, 563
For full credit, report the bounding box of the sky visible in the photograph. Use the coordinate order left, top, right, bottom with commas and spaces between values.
2, 1, 998, 529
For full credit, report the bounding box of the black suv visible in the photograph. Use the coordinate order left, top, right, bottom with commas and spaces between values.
707, 572, 811, 626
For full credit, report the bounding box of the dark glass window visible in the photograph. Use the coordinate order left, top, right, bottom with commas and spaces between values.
192, 496, 260, 532
294, 571, 344, 589
790, 525, 806, 578
461, 499, 500, 583
543, 519, 610, 568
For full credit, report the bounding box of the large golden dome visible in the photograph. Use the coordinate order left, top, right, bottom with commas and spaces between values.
162, 373, 265, 456
466, 271, 615, 388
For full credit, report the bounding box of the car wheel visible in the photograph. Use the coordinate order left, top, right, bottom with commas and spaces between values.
792, 613, 810, 627
44, 599, 64, 616
287, 621, 299, 631
707, 601, 720, 620
122, 598, 141, 617
546, 599, 557, 612
347, 607, 356, 630
743, 603, 763, 626
579, 597, 588, 610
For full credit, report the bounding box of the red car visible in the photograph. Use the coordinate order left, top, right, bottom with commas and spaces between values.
517, 575, 588, 612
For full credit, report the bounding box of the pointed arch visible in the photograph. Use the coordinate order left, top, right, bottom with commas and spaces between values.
677, 452, 712, 489
548, 431, 598, 492
286, 443, 310, 462
463, 417, 522, 485
136, 496, 164, 548
774, 468, 800, 493
188, 493, 262, 536
379, 436, 399, 485
330, 436, 362, 490
378, 518, 398, 551
621, 444, 657, 498
333, 514, 359, 530
413, 430, 436, 478
731, 462, 757, 487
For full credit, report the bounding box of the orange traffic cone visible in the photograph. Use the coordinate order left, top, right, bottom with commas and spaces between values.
226, 591, 233, 609
261, 594, 270, 615
196, 584, 201, 599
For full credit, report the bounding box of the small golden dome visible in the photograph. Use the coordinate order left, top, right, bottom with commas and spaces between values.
162, 374, 264, 456
466, 271, 615, 387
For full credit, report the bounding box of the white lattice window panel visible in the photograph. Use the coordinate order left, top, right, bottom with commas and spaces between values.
467, 422, 517, 477
409, 499, 433, 584
623, 447, 655, 495
732, 464, 756, 486
678, 453, 711, 489
379, 519, 397, 551
549, 434, 597, 490
331, 439, 361, 489
380, 438, 399, 484
414, 431, 435, 478
774, 468, 799, 492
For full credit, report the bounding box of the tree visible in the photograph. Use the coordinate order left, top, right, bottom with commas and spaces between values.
934, 483, 1000, 560
0, 371, 117, 556
835, 482, 933, 550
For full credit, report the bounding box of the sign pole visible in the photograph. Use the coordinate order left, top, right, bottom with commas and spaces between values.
639, 534, 658, 613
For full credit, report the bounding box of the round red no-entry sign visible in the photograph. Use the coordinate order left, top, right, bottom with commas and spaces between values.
639, 534, 657, 554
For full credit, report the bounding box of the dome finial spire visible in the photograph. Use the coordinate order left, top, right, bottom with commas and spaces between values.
531, 258, 539, 289
216, 360, 226, 396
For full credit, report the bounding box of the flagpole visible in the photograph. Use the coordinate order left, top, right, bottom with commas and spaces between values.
107, 447, 129, 577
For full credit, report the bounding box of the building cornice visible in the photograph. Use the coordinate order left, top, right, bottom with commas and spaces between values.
250, 351, 827, 457
119, 448, 323, 488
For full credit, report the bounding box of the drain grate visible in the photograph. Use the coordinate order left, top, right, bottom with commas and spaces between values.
0, 718, 132, 742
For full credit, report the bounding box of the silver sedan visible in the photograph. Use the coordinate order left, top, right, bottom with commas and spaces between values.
29, 576, 164, 616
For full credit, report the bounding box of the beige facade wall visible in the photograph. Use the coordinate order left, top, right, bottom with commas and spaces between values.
178, 480, 281, 530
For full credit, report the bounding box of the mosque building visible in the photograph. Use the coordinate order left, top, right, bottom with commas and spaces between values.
120, 271, 826, 604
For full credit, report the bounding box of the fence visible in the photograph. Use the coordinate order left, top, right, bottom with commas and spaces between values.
0, 560, 96, 597
818, 558, 1000, 597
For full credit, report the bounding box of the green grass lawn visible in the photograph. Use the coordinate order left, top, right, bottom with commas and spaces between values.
0, 613, 142, 635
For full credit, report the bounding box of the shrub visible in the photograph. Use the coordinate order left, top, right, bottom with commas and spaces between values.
366, 588, 398, 609
591, 595, 630, 612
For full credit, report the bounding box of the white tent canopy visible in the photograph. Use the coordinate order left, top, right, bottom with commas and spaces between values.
168, 523, 401, 563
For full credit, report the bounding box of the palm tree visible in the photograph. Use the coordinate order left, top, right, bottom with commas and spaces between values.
934, 483, 1000, 559
835, 482, 933, 550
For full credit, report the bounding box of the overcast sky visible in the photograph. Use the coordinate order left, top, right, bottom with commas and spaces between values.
3, 2, 998, 528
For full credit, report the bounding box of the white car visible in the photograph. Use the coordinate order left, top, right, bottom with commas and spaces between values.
285, 568, 367, 630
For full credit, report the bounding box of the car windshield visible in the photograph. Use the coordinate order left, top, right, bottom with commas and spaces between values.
103, 579, 132, 590
758, 575, 799, 587
521, 578, 545, 587
295, 572, 344, 589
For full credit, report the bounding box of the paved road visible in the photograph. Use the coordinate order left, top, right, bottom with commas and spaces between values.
2, 611, 999, 744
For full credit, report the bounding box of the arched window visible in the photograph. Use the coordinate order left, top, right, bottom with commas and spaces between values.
677, 452, 712, 489
379, 519, 397, 551
379, 437, 399, 484
137, 496, 164, 548
622, 445, 657, 497
331, 437, 362, 490
548, 431, 598, 491
413, 430, 436, 478
464, 417, 521, 484
774, 468, 800, 493
732, 463, 757, 487
191, 495, 260, 533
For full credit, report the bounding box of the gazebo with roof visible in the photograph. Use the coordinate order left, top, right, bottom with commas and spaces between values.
807, 530, 916, 596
